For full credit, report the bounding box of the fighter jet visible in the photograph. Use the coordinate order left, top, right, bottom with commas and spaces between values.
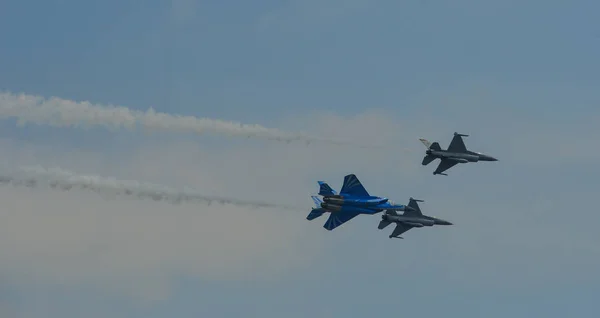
419, 132, 498, 175
378, 198, 452, 239
307, 174, 413, 231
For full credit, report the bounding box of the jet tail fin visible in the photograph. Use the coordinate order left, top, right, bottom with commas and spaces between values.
419, 138, 441, 151
419, 138, 432, 148
311, 195, 323, 207
318, 181, 337, 196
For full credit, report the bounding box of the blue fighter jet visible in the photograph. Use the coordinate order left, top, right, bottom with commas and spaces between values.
307, 174, 414, 231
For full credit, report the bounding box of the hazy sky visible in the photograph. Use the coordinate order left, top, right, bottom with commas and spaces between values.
1, 1, 599, 317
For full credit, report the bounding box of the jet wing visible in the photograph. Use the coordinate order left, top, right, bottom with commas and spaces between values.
323, 211, 361, 231
447, 134, 467, 153
339, 174, 370, 197
433, 159, 458, 175
390, 223, 412, 238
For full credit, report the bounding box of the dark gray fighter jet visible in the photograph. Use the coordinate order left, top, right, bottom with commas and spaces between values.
378, 198, 452, 239
419, 132, 497, 176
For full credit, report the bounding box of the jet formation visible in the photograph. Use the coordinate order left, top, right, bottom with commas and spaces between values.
307, 174, 413, 231
307, 132, 497, 240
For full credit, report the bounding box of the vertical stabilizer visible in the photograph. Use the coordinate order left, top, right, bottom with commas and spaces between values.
419, 138, 432, 148
311, 195, 323, 208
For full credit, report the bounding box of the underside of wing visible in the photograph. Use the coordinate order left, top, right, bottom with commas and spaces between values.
390, 223, 412, 237
447, 134, 467, 153
434, 159, 458, 175
323, 211, 361, 231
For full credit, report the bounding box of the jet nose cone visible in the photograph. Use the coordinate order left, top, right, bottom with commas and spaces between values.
436, 219, 453, 225
479, 154, 498, 161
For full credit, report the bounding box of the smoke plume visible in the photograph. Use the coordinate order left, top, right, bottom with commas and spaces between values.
0, 91, 372, 147
0, 165, 296, 210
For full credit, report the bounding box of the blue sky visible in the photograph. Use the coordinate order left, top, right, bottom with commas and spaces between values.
1, 1, 599, 317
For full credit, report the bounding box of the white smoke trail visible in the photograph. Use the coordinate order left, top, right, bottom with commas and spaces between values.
0, 91, 377, 147
0, 165, 297, 210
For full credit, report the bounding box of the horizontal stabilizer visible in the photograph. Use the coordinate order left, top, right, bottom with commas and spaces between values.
307, 208, 325, 221
307, 196, 326, 220
429, 142, 442, 151
318, 181, 337, 196
378, 220, 392, 229
384, 209, 399, 216
422, 155, 436, 166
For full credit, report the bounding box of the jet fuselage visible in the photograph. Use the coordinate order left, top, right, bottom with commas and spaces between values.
382, 213, 452, 227
427, 149, 497, 163
321, 200, 411, 214
322, 195, 389, 206
320, 203, 380, 215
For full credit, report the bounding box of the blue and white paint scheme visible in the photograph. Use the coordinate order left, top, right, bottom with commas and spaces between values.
308, 174, 413, 231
